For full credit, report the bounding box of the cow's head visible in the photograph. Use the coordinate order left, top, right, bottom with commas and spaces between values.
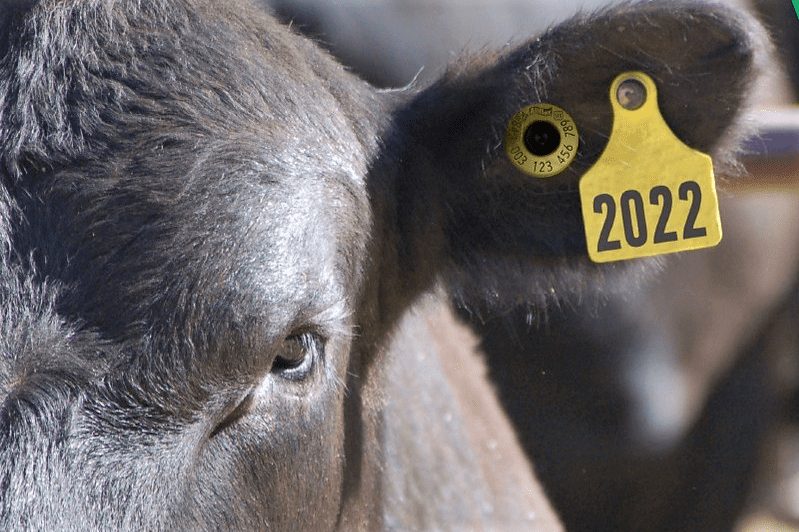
0, 0, 763, 529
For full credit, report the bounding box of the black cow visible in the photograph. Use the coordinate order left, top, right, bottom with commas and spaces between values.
0, 0, 763, 530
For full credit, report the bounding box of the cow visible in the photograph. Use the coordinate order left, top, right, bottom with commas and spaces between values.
0, 0, 764, 530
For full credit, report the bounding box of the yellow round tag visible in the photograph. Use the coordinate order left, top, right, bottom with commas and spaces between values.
505, 104, 579, 178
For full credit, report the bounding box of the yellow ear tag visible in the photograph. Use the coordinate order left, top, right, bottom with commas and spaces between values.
505, 104, 579, 177
579, 71, 722, 263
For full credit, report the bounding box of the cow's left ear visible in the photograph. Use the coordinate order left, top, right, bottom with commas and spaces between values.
389, 0, 767, 312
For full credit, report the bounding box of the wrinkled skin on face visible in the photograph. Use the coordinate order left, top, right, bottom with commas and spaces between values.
0, 0, 764, 530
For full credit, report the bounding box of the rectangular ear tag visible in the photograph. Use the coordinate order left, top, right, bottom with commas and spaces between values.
579, 72, 722, 263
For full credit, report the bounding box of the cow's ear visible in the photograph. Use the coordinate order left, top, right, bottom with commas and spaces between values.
391, 0, 767, 313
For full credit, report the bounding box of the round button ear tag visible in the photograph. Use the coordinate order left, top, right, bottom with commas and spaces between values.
579, 71, 722, 263
505, 104, 579, 177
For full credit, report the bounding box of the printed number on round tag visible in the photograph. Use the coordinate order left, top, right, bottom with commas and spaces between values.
579, 72, 722, 263
505, 104, 579, 178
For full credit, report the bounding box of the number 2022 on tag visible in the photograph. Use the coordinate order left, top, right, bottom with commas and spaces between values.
579, 71, 722, 263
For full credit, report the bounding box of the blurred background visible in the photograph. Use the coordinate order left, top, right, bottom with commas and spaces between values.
261, 1, 799, 530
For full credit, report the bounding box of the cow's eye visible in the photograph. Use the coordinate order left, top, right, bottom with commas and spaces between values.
271, 332, 323, 381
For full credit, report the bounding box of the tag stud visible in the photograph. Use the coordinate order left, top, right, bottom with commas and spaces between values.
505, 104, 579, 178
579, 71, 722, 263
616, 78, 646, 110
